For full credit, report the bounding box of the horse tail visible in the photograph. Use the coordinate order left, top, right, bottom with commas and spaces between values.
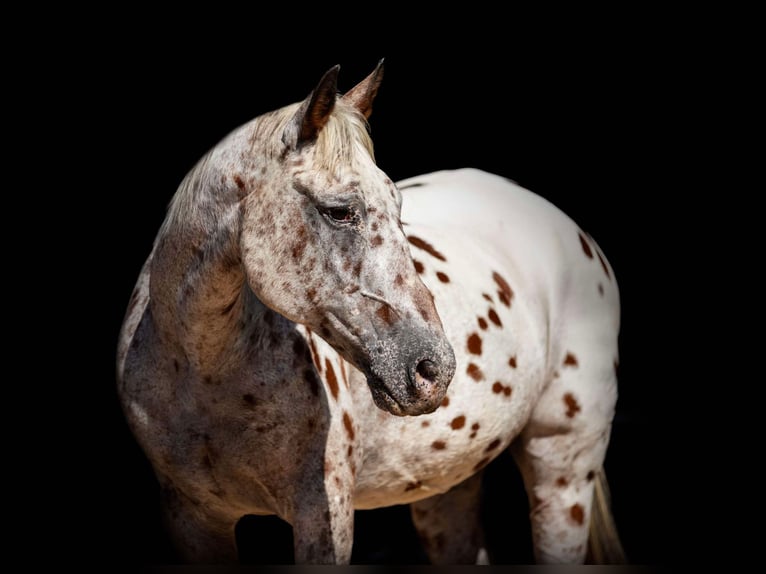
586, 467, 627, 564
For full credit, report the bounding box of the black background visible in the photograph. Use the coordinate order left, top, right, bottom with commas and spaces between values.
35, 11, 720, 569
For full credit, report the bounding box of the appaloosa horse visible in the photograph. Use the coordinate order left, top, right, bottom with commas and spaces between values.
116, 61, 625, 564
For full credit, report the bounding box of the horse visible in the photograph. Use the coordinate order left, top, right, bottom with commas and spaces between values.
116, 60, 625, 564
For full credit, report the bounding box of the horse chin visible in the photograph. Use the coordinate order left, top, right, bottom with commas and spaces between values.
367, 377, 443, 417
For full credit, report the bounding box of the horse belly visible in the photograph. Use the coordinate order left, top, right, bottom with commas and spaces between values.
353, 222, 549, 509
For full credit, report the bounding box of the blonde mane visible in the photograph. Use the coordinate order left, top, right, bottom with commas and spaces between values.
251, 98, 375, 174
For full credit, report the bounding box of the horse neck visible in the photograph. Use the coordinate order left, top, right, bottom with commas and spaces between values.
148, 147, 271, 376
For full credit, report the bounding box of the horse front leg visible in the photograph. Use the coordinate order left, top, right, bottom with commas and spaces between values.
290, 448, 356, 564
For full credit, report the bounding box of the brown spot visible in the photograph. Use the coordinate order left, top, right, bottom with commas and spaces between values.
482, 293, 493, 302
404, 481, 422, 492
395, 274, 404, 286
485, 438, 502, 452
564, 393, 581, 417
508, 355, 517, 368
441, 396, 450, 407
578, 232, 593, 259
413, 259, 424, 274
450, 415, 466, 430
473, 457, 490, 471
488, 308, 502, 327
353, 261, 362, 277
477, 317, 488, 330
466, 363, 484, 381
306, 287, 317, 302
467, 333, 483, 355
503, 386, 512, 397
421, 420, 430, 427
292, 240, 305, 260
376, 303, 395, 325
371, 221, 379, 231
303, 369, 320, 396
306, 333, 322, 373
371, 235, 384, 247
342, 411, 355, 441
597, 250, 611, 279
407, 235, 447, 261
233, 174, 246, 190
598, 283, 604, 296
242, 394, 257, 407
325, 359, 339, 400
347, 445, 353, 457
492, 382, 503, 394
570, 503, 585, 525
493, 271, 514, 307
471, 423, 480, 430
556, 476, 569, 487
436, 271, 450, 283
563, 352, 578, 367
432, 440, 446, 450
587, 470, 596, 481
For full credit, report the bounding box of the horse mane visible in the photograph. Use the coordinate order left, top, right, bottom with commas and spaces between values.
251, 99, 376, 173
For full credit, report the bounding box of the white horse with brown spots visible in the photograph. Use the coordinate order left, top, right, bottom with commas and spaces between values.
116, 61, 625, 564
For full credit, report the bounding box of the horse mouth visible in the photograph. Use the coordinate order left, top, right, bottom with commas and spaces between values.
366, 369, 445, 417
368, 377, 407, 416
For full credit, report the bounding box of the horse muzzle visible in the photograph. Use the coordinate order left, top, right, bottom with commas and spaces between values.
365, 332, 456, 416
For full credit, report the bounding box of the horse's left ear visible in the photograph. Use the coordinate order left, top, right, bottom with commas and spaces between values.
283, 64, 340, 149
342, 59, 385, 119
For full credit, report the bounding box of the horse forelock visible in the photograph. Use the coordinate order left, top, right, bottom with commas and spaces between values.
250, 100, 375, 174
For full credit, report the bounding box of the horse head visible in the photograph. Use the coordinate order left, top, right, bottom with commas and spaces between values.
240, 61, 456, 415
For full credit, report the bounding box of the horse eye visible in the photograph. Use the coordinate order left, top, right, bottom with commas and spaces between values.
321, 206, 356, 224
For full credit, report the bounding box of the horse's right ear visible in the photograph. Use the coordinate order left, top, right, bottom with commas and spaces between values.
282, 65, 340, 149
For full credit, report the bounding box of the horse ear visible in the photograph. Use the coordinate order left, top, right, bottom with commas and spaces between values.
342, 59, 385, 119
283, 65, 340, 149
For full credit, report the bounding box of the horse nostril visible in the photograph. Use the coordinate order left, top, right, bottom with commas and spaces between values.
416, 359, 439, 383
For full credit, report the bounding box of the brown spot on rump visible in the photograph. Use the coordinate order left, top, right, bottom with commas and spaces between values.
570, 503, 585, 525
578, 232, 594, 259
556, 476, 569, 487
342, 411, 355, 441
482, 293, 493, 302
347, 445, 353, 457
441, 396, 450, 407
407, 235, 447, 261
467, 333, 483, 355
472, 423, 480, 431
477, 317, 488, 330
450, 415, 466, 430
421, 420, 430, 427
485, 438, 502, 452
509, 356, 517, 368
503, 387, 512, 397
487, 308, 503, 328
371, 235, 384, 247
325, 358, 339, 400
563, 352, 579, 367
473, 457, 490, 471
432, 440, 446, 450
376, 303, 396, 326
587, 470, 596, 481
436, 271, 450, 283
233, 174, 246, 191
492, 382, 504, 394
466, 363, 484, 381
413, 260, 424, 274
493, 271, 514, 307
304, 369, 320, 396
404, 481, 422, 492
564, 393, 582, 417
